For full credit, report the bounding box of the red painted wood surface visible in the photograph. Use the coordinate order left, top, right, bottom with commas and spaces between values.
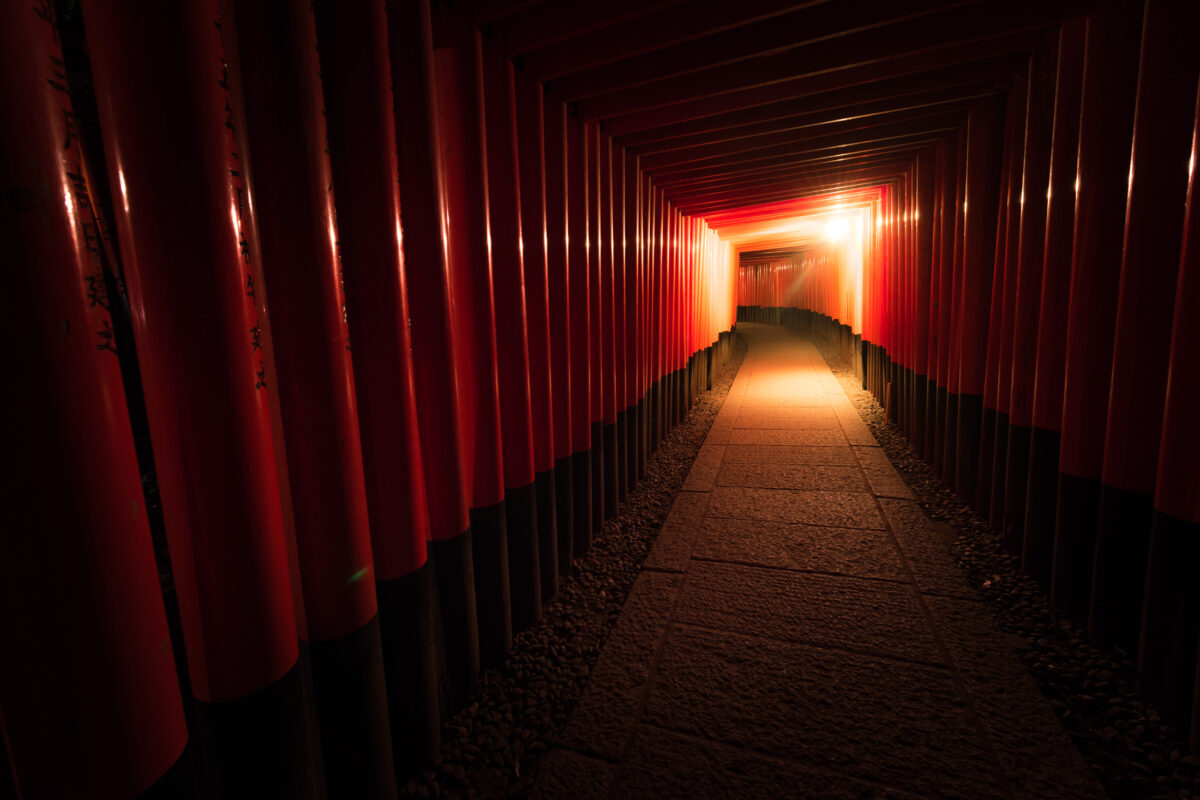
1, 4, 188, 792
85, 0, 300, 703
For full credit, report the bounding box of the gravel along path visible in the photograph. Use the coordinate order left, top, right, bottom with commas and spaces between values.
813, 334, 1200, 800
402, 337, 747, 799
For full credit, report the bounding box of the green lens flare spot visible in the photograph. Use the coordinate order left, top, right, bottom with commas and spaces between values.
347, 567, 370, 585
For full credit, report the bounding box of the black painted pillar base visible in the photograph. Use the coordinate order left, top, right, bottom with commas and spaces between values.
553, 455, 574, 576
571, 448, 593, 557
589, 421, 605, 534
193, 659, 324, 799
887, 357, 897, 421
534, 468, 559, 603
616, 408, 630, 502
1051, 471, 1102, 626
137, 749, 194, 799
989, 412, 1011, 537
1088, 484, 1152, 655
925, 378, 938, 459
1003, 422, 1032, 558
1021, 426, 1061, 589
470, 502, 512, 668
635, 395, 649, 479
681, 364, 691, 416
864, 341, 873, 395
686, 355, 694, 408
1139, 511, 1200, 734
943, 392, 960, 488
504, 482, 541, 635
933, 385, 947, 474
912, 373, 928, 460
603, 421, 619, 519
666, 370, 677, 428
976, 405, 997, 518
430, 530, 479, 711
621, 405, 636, 496
309, 617, 396, 797
674, 367, 685, 424
377, 561, 439, 780
648, 381, 660, 450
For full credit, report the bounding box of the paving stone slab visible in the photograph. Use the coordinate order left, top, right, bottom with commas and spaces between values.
704, 424, 733, 445
834, 406, 879, 446
612, 725, 923, 800
854, 445, 916, 499
733, 403, 840, 418
673, 560, 944, 665
877, 498, 976, 599
722, 444, 859, 466
729, 427, 850, 446
733, 410, 842, 430
708, 486, 886, 529
532, 749, 615, 800
682, 444, 725, 492
644, 626, 1009, 799
922, 595, 1106, 799
645, 492, 710, 570
665, 490, 710, 526
644, 521, 700, 573
690, 516, 908, 581
738, 395, 833, 408
716, 461, 870, 492
557, 571, 681, 759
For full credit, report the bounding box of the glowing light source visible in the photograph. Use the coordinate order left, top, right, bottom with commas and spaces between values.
826, 218, 848, 242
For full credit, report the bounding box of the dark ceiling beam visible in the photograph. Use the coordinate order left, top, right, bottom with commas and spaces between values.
613, 55, 1021, 147
487, 0, 688, 56
472, 0, 548, 25
653, 140, 941, 191
672, 174, 893, 209
535, 0, 958, 93
581, 29, 1038, 125
557, 0, 1083, 109
678, 178, 898, 214
638, 107, 970, 170
741, 246, 815, 257
519, 0, 836, 79
704, 183, 891, 224
662, 156, 919, 202
684, 176, 899, 212
666, 158, 920, 204
646, 121, 960, 181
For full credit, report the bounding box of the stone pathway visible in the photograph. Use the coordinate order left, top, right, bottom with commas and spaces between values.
533, 323, 1105, 799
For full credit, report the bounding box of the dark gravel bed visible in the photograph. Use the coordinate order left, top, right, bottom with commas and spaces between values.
402, 337, 748, 799
813, 335, 1200, 800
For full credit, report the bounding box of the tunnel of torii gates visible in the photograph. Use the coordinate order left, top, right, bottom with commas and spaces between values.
5, 0, 1200, 796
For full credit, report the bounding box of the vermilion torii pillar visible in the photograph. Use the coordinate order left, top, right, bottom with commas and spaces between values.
1, 4, 189, 795
84, 0, 323, 793
1022, 19, 1085, 589
224, 1, 397, 792
385, 0, 480, 713
1052, 4, 1142, 624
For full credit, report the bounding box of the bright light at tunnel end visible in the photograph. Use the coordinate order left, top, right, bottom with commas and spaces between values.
826, 218, 849, 242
